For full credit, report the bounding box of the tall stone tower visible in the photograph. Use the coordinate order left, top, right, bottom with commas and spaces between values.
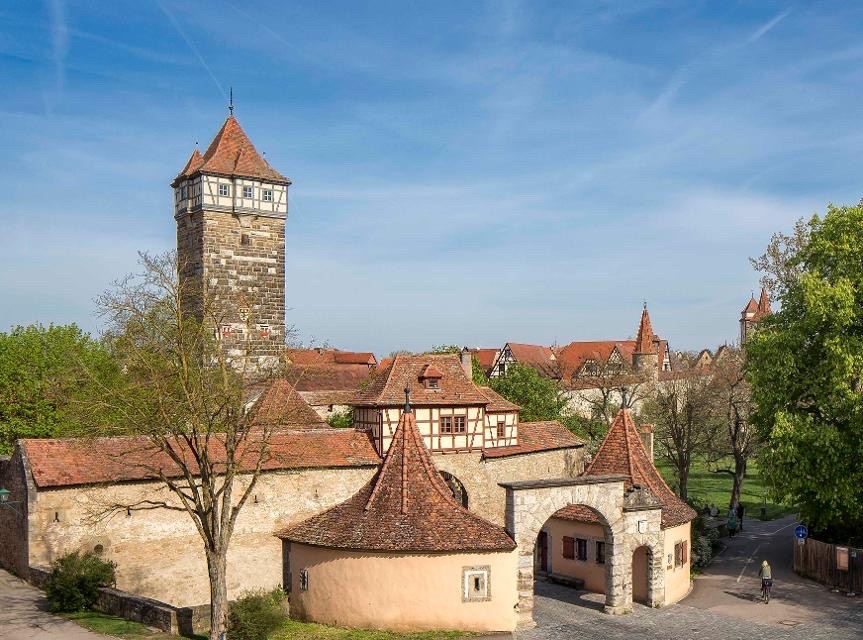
172, 113, 291, 374
632, 304, 659, 379
739, 288, 771, 344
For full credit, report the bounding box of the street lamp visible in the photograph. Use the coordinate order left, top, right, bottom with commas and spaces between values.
0, 487, 10, 503
0, 486, 22, 516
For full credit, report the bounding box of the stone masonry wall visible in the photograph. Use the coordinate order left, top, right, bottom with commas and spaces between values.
0, 447, 32, 577
433, 447, 587, 528
177, 208, 286, 373
28, 465, 375, 607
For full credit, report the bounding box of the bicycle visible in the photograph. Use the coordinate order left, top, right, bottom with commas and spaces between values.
761, 579, 772, 604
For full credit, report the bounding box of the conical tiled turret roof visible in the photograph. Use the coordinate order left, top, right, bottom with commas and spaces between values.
174, 147, 203, 184
172, 115, 289, 186
634, 306, 656, 355
585, 409, 696, 528
276, 404, 516, 552
757, 287, 771, 316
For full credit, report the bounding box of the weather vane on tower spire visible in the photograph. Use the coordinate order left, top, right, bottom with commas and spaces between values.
228, 87, 234, 115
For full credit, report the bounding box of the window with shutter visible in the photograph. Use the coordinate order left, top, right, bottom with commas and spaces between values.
562, 536, 575, 559
576, 538, 588, 561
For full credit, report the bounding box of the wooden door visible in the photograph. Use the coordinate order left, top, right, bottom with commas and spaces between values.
538, 531, 549, 572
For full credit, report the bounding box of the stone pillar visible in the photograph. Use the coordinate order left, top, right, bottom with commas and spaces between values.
604, 537, 632, 614
516, 552, 536, 629
647, 544, 665, 607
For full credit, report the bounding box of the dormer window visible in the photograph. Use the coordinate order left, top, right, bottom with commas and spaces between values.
419, 363, 443, 389
218, 184, 230, 197
427, 378, 439, 389
243, 185, 253, 198
263, 189, 273, 202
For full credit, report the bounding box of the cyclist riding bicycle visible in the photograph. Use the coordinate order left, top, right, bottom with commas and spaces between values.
758, 560, 773, 603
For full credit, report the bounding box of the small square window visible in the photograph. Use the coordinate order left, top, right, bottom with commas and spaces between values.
496, 422, 506, 438
243, 185, 253, 198
440, 416, 453, 434
299, 568, 309, 591
454, 416, 466, 433
462, 565, 490, 602
427, 379, 439, 389
218, 184, 230, 197
263, 189, 273, 202
240, 233, 251, 246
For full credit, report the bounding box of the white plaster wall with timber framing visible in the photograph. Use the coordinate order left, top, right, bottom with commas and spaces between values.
354, 405, 487, 454
483, 410, 518, 447
174, 176, 288, 218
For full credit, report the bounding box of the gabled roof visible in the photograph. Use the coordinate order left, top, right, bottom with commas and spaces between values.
470, 348, 499, 372
275, 407, 516, 552
482, 420, 585, 459
634, 307, 656, 355
354, 354, 488, 406
419, 364, 443, 379
173, 115, 289, 186
556, 340, 636, 378
282, 364, 373, 392
584, 409, 696, 528
250, 379, 328, 428
503, 343, 559, 378
21, 429, 380, 489
742, 296, 759, 315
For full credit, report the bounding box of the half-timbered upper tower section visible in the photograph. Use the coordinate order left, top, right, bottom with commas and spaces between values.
172, 114, 291, 375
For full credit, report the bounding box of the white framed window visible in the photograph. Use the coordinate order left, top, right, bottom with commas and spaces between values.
218, 184, 230, 197
262, 189, 273, 202
243, 185, 253, 198
462, 565, 490, 602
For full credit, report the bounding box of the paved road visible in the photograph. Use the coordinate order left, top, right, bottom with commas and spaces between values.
516, 514, 863, 640
0, 569, 107, 640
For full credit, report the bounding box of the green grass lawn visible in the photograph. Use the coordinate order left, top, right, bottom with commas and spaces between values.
656, 457, 791, 520
64, 610, 474, 640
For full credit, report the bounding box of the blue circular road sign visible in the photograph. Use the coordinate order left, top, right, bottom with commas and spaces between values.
795, 524, 809, 539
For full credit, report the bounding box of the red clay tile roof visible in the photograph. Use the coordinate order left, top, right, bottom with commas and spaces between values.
174, 147, 203, 183
469, 348, 500, 373
584, 409, 695, 528
283, 364, 372, 392
478, 386, 520, 412
742, 296, 759, 314
553, 503, 605, 525
287, 349, 376, 367
174, 115, 289, 186
250, 379, 328, 428
21, 429, 381, 489
505, 343, 560, 378
419, 364, 443, 379
354, 354, 488, 406
758, 287, 771, 315
482, 421, 585, 459
556, 341, 636, 378
275, 408, 515, 552
634, 307, 656, 355
299, 390, 359, 406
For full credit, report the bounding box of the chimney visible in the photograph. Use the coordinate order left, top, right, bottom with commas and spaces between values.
639, 423, 654, 462
460, 348, 472, 379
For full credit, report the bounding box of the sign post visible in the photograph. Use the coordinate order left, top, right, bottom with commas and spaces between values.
795, 524, 808, 546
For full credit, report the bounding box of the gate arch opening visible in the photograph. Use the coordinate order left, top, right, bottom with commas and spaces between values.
439, 471, 468, 509
632, 545, 651, 605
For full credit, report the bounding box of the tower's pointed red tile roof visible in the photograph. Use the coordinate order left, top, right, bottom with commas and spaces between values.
743, 295, 759, 314
276, 405, 516, 552
584, 409, 695, 528
634, 307, 656, 355
757, 287, 771, 316
176, 115, 289, 185
174, 147, 203, 184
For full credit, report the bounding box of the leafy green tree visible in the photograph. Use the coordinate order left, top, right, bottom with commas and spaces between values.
326, 407, 353, 428
748, 205, 863, 540
0, 324, 118, 454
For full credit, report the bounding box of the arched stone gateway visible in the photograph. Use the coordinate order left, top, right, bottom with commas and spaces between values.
501, 476, 666, 629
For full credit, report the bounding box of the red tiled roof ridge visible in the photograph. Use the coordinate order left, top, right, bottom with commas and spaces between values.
175, 147, 203, 182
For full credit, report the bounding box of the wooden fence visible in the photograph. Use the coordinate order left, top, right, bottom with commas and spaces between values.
794, 537, 863, 593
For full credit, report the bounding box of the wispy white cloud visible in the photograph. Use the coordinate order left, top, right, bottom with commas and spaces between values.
748, 10, 791, 44
45, 0, 68, 113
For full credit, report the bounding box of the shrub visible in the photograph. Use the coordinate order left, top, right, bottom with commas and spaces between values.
227, 588, 287, 640
45, 551, 116, 612
691, 535, 713, 568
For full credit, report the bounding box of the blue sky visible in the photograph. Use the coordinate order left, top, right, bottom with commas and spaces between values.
1, 1, 861, 356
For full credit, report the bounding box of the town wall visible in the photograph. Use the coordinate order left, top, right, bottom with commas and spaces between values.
27, 465, 375, 607
287, 543, 518, 632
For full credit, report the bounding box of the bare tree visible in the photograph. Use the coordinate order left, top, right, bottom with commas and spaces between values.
750, 216, 810, 300
707, 348, 758, 509
72, 252, 291, 640
568, 357, 648, 434
642, 371, 717, 500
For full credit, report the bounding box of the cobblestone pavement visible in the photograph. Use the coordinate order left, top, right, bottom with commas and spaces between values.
515, 514, 863, 640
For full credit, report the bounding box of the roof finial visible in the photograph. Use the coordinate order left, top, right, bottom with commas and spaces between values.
643, 299, 647, 311
403, 383, 412, 414
228, 87, 234, 115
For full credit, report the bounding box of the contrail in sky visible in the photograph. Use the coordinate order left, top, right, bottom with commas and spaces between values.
155, 0, 227, 100
748, 10, 791, 44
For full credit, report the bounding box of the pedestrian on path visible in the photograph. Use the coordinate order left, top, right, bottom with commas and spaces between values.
736, 502, 744, 531
727, 507, 738, 537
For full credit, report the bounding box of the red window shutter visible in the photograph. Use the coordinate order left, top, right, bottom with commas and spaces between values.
682, 542, 688, 564
563, 536, 575, 559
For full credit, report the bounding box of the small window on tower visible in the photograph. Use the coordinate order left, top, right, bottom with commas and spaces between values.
240, 233, 251, 246
243, 185, 253, 198
218, 184, 230, 197
263, 189, 273, 202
